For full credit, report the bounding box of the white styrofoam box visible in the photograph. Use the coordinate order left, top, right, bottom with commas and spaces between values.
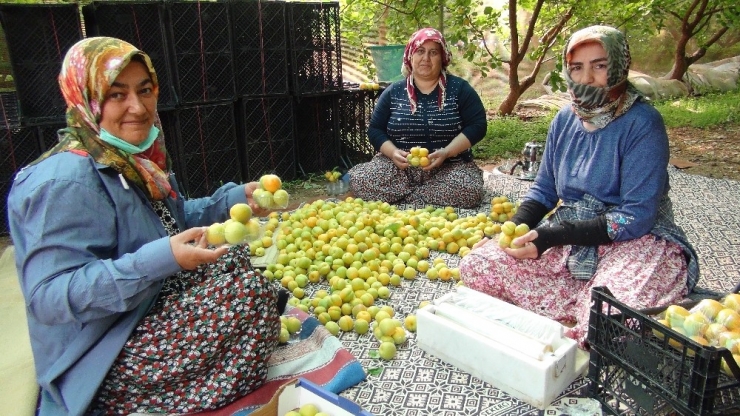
416, 291, 590, 410
251, 378, 374, 416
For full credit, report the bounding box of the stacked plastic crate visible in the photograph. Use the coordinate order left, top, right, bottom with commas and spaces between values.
0, 1, 352, 235
0, 3, 83, 236
231, 0, 296, 183
339, 84, 383, 166
287, 2, 343, 175
164, 1, 241, 199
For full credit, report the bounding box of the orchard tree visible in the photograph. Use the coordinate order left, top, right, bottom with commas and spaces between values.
340, 0, 444, 79
645, 0, 740, 81
445, 0, 597, 115
339, 0, 656, 115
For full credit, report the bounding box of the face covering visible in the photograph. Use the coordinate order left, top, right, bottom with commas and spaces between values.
99, 125, 160, 154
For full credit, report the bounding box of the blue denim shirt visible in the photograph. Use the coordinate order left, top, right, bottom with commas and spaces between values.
7, 151, 247, 415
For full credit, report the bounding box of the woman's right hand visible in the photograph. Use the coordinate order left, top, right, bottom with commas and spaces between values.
170, 227, 229, 270
389, 148, 410, 170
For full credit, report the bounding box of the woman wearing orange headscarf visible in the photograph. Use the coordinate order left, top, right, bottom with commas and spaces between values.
349, 28, 487, 208
7, 37, 283, 414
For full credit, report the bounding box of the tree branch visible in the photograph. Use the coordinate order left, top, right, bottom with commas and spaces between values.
518, 0, 545, 63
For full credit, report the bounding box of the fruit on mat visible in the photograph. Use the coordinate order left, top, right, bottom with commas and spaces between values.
378, 341, 397, 360
490, 195, 518, 224
279, 327, 290, 344
285, 316, 302, 334
404, 314, 417, 332
324, 321, 340, 336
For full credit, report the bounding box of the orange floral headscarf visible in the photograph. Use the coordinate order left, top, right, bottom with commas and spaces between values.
36, 37, 172, 201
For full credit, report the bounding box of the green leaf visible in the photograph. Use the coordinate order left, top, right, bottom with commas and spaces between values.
368, 349, 380, 359
367, 367, 383, 376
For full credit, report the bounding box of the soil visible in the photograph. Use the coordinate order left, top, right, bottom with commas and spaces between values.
1, 123, 737, 255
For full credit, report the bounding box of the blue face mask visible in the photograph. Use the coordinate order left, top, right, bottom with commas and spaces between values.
99, 125, 160, 154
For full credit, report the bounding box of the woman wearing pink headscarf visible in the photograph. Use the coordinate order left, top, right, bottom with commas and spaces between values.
349, 28, 487, 208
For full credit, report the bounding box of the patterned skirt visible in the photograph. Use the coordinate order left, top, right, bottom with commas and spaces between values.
458, 234, 689, 347
90, 244, 281, 414
348, 153, 484, 208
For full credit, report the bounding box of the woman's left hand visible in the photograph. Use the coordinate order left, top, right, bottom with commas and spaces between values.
502, 230, 539, 259
425, 148, 450, 170
245, 182, 270, 217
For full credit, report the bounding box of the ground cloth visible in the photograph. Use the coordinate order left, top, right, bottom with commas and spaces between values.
192, 308, 366, 416
2, 166, 738, 415
329, 167, 740, 415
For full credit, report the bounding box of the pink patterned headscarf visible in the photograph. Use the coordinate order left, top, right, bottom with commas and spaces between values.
401, 28, 452, 114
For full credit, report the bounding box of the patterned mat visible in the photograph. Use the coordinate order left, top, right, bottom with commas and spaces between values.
326, 167, 740, 415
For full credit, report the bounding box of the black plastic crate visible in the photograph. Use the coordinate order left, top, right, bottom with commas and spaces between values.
0, 126, 43, 183
157, 109, 184, 187
293, 94, 340, 175
1, 179, 9, 236
0, 26, 13, 91
287, 2, 342, 96
0, 91, 21, 128
173, 102, 241, 199
587, 286, 740, 416
1, 125, 44, 235
36, 121, 65, 152
236, 96, 295, 181
167, 1, 235, 105
83, 1, 177, 110
339, 88, 381, 165
230, 0, 289, 97
0, 4, 82, 124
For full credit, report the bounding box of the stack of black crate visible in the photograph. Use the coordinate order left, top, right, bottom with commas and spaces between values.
231, 0, 296, 183
0, 3, 83, 236
339, 84, 383, 166
287, 2, 343, 176
0, 1, 349, 236
85, 0, 244, 199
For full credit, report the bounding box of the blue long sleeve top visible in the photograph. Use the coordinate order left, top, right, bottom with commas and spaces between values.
7, 151, 247, 415
526, 101, 670, 242
367, 74, 487, 162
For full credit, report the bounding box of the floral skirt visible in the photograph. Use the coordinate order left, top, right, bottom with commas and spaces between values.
349, 153, 484, 208
458, 234, 689, 347
91, 245, 281, 414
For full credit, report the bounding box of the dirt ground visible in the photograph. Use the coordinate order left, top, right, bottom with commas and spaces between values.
0, 123, 737, 254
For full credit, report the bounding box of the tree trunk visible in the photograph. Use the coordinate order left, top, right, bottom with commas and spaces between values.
666, 32, 691, 80
498, 86, 522, 115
